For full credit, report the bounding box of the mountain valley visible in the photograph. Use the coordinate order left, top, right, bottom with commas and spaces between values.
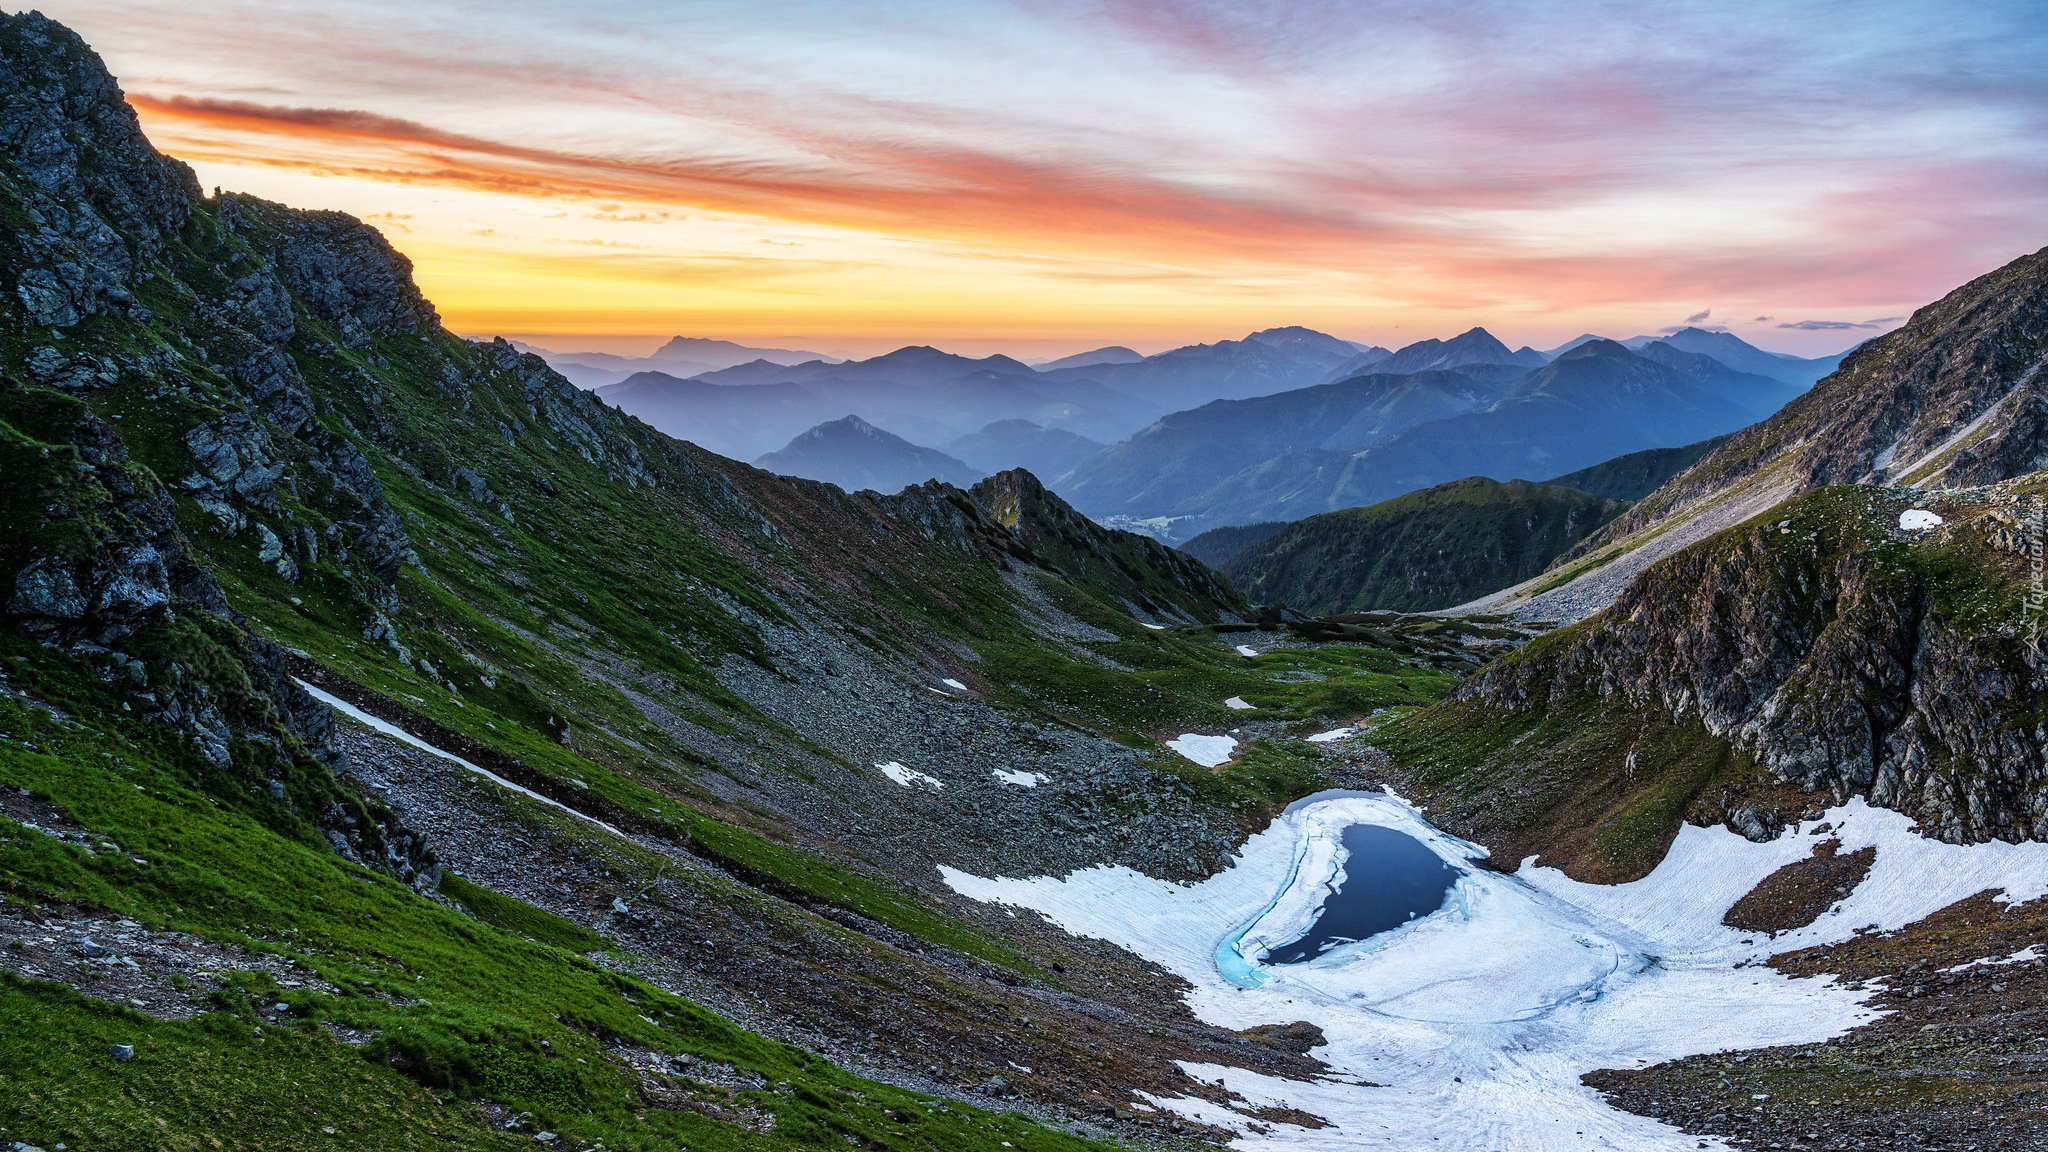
3, 14, 2047, 1152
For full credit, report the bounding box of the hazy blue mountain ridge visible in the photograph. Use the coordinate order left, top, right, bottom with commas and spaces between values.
1058, 340, 1797, 542
943, 418, 1106, 480
754, 415, 986, 492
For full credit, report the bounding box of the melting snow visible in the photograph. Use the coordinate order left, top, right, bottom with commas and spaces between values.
1166, 734, 1238, 767
1899, 508, 1944, 530
1306, 727, 1356, 743
1224, 696, 1255, 710
993, 768, 1050, 787
297, 679, 628, 839
943, 792, 2048, 1150
1943, 944, 2043, 974
1234, 645, 1259, 657
876, 761, 943, 789
942, 678, 969, 692
1143, 623, 1169, 631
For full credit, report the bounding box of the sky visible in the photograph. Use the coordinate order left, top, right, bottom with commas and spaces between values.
34, 0, 2048, 358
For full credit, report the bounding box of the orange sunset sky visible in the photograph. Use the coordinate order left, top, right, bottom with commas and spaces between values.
41, 0, 2048, 359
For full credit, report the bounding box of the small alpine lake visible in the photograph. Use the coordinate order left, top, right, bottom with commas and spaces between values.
1260, 823, 1459, 964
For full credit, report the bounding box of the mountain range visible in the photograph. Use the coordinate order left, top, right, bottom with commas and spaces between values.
596, 349, 1152, 461
529, 335, 837, 388
575, 322, 1836, 525
1540, 326, 1847, 383
1057, 338, 1801, 542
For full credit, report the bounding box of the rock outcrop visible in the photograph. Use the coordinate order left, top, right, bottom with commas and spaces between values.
0, 376, 436, 888
967, 468, 1245, 623
1446, 479, 2048, 846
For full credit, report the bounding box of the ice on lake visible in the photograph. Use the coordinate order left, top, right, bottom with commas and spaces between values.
945, 790, 2048, 1150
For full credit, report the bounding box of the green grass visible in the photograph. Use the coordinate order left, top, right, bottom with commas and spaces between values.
0, 655, 1117, 1152
0, 976, 524, 1151
437, 872, 610, 954
1220, 476, 1629, 614
1376, 691, 1765, 881
972, 572, 1459, 748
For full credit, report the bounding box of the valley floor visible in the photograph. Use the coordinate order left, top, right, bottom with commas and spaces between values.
944, 782, 2048, 1151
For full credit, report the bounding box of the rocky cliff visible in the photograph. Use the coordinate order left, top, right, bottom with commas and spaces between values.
1381, 474, 2048, 879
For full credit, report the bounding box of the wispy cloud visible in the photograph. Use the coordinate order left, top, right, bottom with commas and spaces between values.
58, 0, 2048, 348
1777, 317, 1906, 330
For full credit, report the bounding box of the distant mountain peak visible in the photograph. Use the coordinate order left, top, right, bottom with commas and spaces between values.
1037, 345, 1143, 372
1555, 338, 1631, 361
826, 413, 883, 436
1449, 325, 1508, 347
756, 415, 984, 492
1376, 326, 1544, 375
1244, 326, 1360, 360
650, 334, 832, 363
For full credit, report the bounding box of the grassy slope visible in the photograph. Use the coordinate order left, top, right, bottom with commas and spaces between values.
0, 646, 1121, 1152
1220, 477, 1627, 614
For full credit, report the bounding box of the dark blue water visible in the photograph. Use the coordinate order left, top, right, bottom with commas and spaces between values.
1263, 824, 1459, 964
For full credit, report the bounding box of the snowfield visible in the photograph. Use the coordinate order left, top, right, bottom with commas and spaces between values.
943, 791, 2048, 1150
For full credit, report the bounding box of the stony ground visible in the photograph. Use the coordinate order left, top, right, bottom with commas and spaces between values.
333, 720, 1323, 1147
1724, 837, 1880, 935
1587, 892, 2048, 1150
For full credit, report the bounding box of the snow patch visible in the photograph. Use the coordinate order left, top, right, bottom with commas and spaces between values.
993, 768, 1050, 788
1898, 508, 1943, 530
1142, 623, 1168, 631
942, 678, 969, 692
943, 794, 2048, 1151
1306, 727, 1356, 743
1234, 645, 1260, 657
876, 761, 943, 789
1166, 734, 1238, 767
296, 679, 628, 839
1943, 944, 2043, 974
1224, 696, 1255, 710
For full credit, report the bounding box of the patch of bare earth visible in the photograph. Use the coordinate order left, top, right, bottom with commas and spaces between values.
1723, 838, 1879, 935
